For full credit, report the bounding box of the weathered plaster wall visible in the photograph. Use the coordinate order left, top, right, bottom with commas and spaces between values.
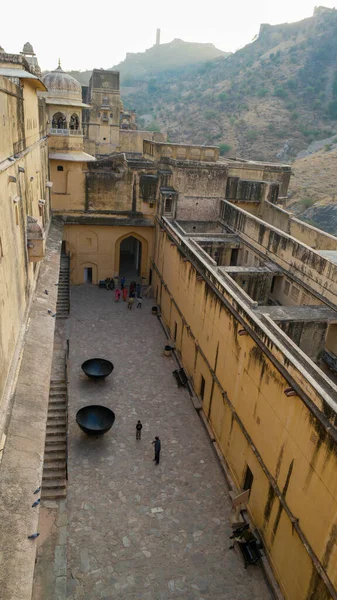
144, 140, 219, 162
119, 130, 167, 153
63, 224, 154, 284
0, 75, 50, 424
153, 225, 337, 600
259, 202, 337, 251
221, 201, 337, 307
50, 160, 86, 210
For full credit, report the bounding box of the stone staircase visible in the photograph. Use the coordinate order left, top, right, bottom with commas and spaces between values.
56, 255, 70, 319
41, 379, 67, 500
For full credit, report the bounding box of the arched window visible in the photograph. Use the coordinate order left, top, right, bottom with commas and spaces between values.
70, 113, 79, 130
52, 112, 67, 129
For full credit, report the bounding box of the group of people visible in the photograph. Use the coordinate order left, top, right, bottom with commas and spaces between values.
136, 421, 161, 465
113, 277, 142, 310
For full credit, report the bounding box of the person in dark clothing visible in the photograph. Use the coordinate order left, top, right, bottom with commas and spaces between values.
136, 283, 141, 297
130, 281, 136, 295
120, 276, 126, 290
152, 436, 161, 464
136, 420, 143, 440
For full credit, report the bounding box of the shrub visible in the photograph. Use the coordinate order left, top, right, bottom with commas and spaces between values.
147, 121, 161, 132
246, 130, 258, 141
218, 143, 232, 155
204, 109, 218, 120
327, 100, 337, 119
273, 87, 288, 99
299, 197, 315, 209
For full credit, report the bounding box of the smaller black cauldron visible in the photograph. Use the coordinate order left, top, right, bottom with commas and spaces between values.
81, 358, 114, 380
76, 405, 115, 436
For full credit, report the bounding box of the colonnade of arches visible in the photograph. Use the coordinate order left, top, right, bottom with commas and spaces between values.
51, 112, 80, 130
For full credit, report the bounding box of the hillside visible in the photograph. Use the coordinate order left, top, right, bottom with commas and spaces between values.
287, 143, 337, 234
122, 7, 337, 161
66, 39, 228, 87
112, 39, 228, 79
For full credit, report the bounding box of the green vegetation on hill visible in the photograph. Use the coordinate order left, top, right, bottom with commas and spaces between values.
121, 7, 337, 161
66, 8, 337, 162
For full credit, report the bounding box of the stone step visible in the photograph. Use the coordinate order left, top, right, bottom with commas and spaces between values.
42, 478, 66, 490
41, 488, 67, 500
48, 404, 66, 412
43, 469, 66, 480
44, 454, 66, 464
47, 420, 66, 428
48, 410, 66, 418
44, 458, 66, 469
49, 391, 67, 398
49, 386, 67, 392
45, 434, 66, 444
44, 446, 66, 456
46, 426, 66, 435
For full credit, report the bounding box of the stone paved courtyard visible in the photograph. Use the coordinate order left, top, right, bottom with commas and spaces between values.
67, 285, 272, 600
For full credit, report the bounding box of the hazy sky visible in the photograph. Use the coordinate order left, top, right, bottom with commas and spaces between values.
2, 1, 336, 71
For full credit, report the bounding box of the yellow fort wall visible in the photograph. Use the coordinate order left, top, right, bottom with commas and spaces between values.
0, 75, 50, 422
152, 223, 337, 600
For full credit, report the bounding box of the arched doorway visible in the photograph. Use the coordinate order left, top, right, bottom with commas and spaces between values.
119, 236, 142, 280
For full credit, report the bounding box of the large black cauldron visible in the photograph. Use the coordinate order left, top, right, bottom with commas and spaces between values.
76, 405, 115, 436
81, 358, 114, 380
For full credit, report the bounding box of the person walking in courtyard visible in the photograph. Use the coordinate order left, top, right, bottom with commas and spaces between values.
152, 436, 161, 464
136, 420, 143, 440
122, 287, 128, 302
127, 294, 135, 310
130, 281, 136, 296
120, 276, 126, 290
114, 288, 121, 302
136, 283, 141, 297
136, 296, 142, 308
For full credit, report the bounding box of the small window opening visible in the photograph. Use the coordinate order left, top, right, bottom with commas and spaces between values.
103, 137, 106, 141
243, 465, 254, 494
15, 205, 19, 226
270, 276, 276, 293
173, 321, 178, 342
200, 375, 205, 401
284, 280, 290, 296
57, 165, 64, 172
164, 195, 173, 214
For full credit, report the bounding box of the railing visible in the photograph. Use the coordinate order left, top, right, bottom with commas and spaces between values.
49, 128, 83, 136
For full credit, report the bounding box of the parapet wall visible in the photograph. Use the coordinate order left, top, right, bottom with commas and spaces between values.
119, 130, 167, 154
221, 200, 337, 307
143, 140, 219, 162
259, 201, 337, 251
